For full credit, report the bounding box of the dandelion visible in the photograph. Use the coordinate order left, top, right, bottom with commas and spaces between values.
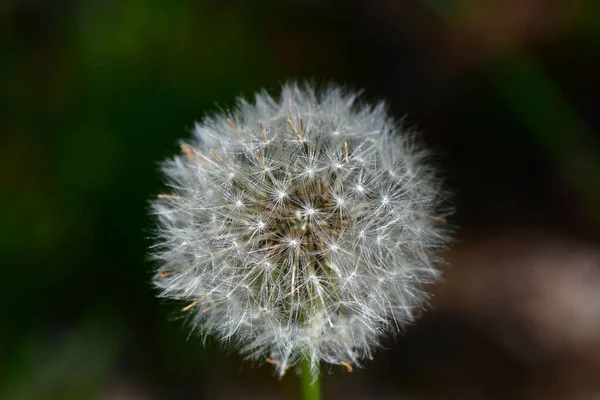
150, 82, 451, 380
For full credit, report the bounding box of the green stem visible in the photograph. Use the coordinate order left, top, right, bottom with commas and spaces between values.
300, 356, 321, 400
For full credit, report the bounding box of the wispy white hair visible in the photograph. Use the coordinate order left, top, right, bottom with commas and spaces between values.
151, 82, 451, 376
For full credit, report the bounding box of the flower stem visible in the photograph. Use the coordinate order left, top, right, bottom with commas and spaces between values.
300, 356, 321, 400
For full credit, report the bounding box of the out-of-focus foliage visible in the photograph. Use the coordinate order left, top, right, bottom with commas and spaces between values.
1, 0, 599, 399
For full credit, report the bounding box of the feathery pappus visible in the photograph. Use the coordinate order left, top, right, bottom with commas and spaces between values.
151, 82, 451, 376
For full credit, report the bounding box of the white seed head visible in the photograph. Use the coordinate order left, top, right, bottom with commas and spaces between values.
151, 82, 451, 376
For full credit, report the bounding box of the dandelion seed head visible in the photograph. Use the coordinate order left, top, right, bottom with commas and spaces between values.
151, 82, 451, 376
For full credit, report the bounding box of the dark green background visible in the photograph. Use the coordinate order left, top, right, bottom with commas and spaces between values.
2, 1, 600, 399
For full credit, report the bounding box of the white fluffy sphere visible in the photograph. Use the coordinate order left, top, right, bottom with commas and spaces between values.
151, 82, 450, 376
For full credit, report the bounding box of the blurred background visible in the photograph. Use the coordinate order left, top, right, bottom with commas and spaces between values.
2, 0, 600, 399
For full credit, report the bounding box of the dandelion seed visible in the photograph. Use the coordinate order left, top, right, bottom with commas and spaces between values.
150, 82, 451, 377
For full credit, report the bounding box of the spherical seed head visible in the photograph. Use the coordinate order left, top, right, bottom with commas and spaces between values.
151, 82, 451, 376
